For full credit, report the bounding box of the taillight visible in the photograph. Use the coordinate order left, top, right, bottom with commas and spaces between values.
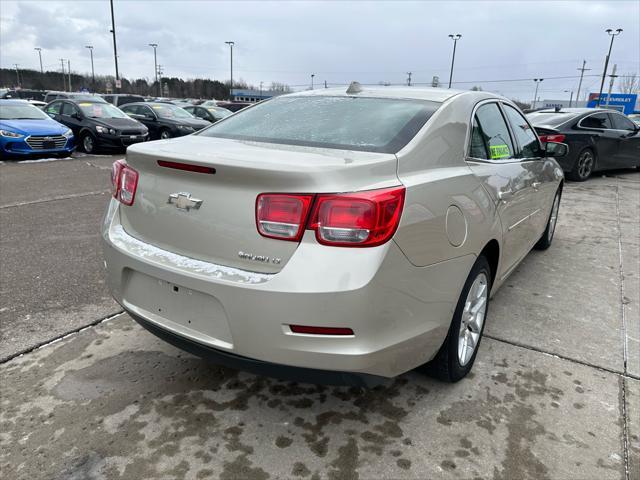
255, 186, 405, 247
538, 133, 565, 143
256, 194, 314, 241
309, 187, 405, 247
110, 159, 139, 206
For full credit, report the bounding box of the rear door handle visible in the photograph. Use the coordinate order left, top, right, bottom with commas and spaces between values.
532, 182, 542, 190
498, 189, 513, 202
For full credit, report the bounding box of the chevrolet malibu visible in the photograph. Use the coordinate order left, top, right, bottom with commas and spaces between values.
102, 84, 567, 386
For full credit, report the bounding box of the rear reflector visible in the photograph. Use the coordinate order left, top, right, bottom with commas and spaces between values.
110, 159, 138, 206
538, 133, 566, 143
256, 194, 314, 241
289, 325, 354, 336
157, 160, 216, 174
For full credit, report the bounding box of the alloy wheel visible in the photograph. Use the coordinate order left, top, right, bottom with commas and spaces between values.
83, 135, 94, 153
160, 130, 171, 139
458, 272, 488, 366
577, 151, 594, 179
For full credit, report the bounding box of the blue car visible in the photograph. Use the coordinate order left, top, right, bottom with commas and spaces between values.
0, 99, 75, 159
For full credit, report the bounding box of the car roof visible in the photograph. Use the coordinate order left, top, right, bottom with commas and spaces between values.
288, 84, 473, 103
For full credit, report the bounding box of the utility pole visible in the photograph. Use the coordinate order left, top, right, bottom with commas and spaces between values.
67, 60, 72, 91
157, 65, 164, 96
324, 80, 328, 89
225, 41, 234, 100
605, 64, 618, 107
448, 34, 462, 88
34, 48, 43, 74
86, 46, 95, 91
311, 74, 315, 90
596, 28, 622, 107
259, 81, 263, 97
60, 59, 66, 91
109, 0, 120, 92
148, 44, 159, 97
575, 60, 590, 108
532, 78, 543, 109
13, 64, 20, 87
406, 72, 412, 86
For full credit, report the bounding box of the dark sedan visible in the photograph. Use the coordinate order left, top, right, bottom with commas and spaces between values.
182, 105, 232, 123
44, 99, 148, 153
121, 102, 210, 140
527, 108, 640, 181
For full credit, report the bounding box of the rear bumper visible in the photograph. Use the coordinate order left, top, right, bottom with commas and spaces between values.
102, 199, 475, 379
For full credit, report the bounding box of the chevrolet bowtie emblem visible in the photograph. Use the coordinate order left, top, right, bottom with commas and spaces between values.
168, 192, 203, 211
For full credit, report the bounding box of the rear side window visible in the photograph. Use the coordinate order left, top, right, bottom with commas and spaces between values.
581, 113, 611, 129
503, 105, 541, 158
610, 113, 637, 131
470, 103, 515, 161
197, 96, 441, 154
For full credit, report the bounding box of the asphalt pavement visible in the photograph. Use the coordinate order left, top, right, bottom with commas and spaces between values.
0, 154, 638, 480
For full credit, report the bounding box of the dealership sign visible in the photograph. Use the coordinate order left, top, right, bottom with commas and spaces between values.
587, 93, 638, 114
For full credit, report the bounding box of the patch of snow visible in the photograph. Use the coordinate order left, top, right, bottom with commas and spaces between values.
14, 156, 74, 164
110, 224, 272, 285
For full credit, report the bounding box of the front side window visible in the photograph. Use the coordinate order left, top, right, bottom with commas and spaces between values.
503, 104, 541, 158
581, 113, 611, 129
197, 96, 440, 154
610, 113, 637, 131
470, 103, 515, 161
61, 102, 78, 116
45, 102, 62, 115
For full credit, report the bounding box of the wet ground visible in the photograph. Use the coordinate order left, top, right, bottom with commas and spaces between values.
0, 154, 638, 479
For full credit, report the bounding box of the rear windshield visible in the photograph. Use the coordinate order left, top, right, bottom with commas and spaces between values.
526, 112, 577, 127
196, 96, 440, 153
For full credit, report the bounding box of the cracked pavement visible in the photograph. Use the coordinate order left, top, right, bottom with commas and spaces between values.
0, 155, 638, 479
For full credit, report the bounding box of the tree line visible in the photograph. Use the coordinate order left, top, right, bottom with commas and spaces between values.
1, 67, 231, 99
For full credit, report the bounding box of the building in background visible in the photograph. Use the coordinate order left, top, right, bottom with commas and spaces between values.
538, 99, 587, 109
230, 89, 284, 103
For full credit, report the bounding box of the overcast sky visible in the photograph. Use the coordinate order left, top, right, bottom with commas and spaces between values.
1, 0, 638, 101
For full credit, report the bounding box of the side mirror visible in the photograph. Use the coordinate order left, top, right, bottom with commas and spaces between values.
72, 112, 82, 120
544, 141, 569, 158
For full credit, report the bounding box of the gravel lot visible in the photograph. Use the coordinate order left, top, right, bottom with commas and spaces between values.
0, 154, 638, 480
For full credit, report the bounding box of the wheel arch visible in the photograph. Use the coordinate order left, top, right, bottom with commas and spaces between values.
479, 239, 500, 287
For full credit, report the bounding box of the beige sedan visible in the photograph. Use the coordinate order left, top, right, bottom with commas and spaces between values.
102, 84, 566, 386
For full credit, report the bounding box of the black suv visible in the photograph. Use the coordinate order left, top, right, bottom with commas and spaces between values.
121, 102, 210, 139
44, 99, 149, 153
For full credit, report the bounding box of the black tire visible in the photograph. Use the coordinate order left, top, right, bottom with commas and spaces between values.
534, 189, 561, 250
425, 255, 492, 382
160, 129, 172, 140
567, 148, 595, 181
81, 133, 96, 154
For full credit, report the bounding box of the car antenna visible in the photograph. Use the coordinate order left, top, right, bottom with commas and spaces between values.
346, 81, 363, 95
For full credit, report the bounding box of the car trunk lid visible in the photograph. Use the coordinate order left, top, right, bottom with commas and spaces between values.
119, 135, 400, 273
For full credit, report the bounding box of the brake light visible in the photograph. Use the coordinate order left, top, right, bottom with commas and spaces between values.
256, 194, 314, 241
309, 186, 405, 247
538, 134, 565, 143
255, 186, 405, 247
110, 159, 139, 206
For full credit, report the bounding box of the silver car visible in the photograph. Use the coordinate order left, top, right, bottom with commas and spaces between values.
102, 84, 566, 386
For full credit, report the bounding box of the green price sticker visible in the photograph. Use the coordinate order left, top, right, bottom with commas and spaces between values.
490, 144, 510, 159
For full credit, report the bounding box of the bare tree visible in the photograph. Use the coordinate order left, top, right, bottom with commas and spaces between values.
619, 73, 639, 94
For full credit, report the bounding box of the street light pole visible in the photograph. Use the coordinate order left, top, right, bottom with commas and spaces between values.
448, 34, 462, 88
34, 48, 43, 74
532, 78, 543, 109
311, 74, 315, 90
596, 28, 622, 107
225, 41, 234, 100
68, 60, 72, 91
109, 0, 120, 92
60, 58, 66, 91
85, 46, 95, 91
13, 64, 20, 87
148, 44, 159, 97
